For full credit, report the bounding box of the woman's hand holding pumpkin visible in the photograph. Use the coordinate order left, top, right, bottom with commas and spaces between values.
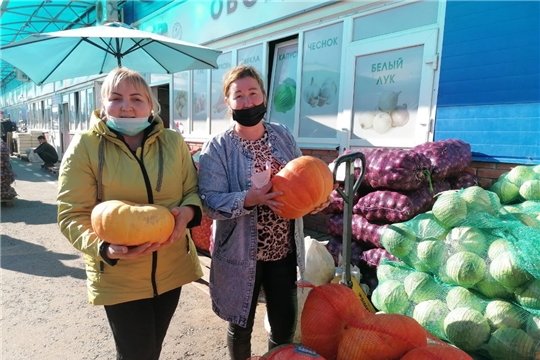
244, 182, 283, 213
107, 242, 162, 259
162, 206, 195, 246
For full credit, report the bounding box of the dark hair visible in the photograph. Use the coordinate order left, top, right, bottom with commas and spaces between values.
37, 135, 46, 140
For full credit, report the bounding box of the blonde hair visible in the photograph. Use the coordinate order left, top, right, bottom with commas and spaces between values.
222, 65, 267, 101
101, 67, 160, 114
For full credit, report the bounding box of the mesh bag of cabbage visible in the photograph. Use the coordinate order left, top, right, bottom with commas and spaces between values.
375, 186, 540, 359
374, 260, 540, 360
379, 187, 540, 311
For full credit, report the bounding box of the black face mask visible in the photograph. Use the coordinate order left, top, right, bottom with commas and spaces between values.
232, 102, 267, 127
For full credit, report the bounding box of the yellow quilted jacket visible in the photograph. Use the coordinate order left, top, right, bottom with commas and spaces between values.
57, 110, 202, 305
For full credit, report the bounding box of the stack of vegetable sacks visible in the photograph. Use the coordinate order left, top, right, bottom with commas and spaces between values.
324, 140, 476, 288
0, 138, 17, 200
374, 186, 540, 359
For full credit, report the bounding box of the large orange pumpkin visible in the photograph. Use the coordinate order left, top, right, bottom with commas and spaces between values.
300, 282, 372, 360
91, 200, 175, 246
271, 156, 334, 219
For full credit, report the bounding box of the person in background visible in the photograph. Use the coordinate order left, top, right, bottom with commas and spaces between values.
34, 135, 59, 168
197, 65, 331, 360
57, 67, 203, 360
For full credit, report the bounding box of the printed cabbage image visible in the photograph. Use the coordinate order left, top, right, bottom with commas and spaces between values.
273, 78, 296, 113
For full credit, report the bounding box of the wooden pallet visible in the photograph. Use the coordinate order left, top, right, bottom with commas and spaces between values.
44, 166, 60, 175
1, 198, 15, 207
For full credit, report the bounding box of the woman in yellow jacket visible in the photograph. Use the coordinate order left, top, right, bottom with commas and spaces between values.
57, 67, 203, 360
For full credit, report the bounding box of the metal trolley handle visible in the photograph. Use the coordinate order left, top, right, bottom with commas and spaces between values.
331, 151, 366, 288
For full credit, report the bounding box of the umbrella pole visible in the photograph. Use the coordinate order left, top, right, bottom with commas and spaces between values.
116, 38, 122, 67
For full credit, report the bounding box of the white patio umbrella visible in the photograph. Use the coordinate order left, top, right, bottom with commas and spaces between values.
0, 22, 222, 85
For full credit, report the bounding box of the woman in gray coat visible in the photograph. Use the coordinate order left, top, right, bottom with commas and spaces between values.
198, 65, 310, 360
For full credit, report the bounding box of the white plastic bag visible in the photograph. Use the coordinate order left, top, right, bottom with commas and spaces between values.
303, 236, 336, 286
293, 236, 335, 342
27, 148, 42, 163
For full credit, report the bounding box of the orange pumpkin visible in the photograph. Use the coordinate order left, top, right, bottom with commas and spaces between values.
271, 156, 334, 219
91, 200, 175, 246
300, 282, 372, 360
400, 344, 474, 360
337, 313, 428, 360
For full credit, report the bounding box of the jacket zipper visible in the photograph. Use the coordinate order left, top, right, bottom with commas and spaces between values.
128, 133, 159, 297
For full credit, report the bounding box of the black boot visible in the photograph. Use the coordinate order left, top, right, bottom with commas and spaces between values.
227, 336, 251, 360
227, 323, 252, 360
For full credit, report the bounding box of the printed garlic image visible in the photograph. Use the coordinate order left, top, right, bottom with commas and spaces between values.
175, 90, 188, 118
213, 92, 227, 113
318, 77, 338, 107
303, 77, 320, 108
378, 91, 401, 112
372, 111, 393, 134
194, 93, 206, 114
390, 104, 410, 127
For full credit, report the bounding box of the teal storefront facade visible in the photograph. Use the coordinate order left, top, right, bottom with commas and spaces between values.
0, 0, 538, 169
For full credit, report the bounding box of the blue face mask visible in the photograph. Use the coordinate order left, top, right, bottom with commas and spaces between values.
106, 115, 153, 136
